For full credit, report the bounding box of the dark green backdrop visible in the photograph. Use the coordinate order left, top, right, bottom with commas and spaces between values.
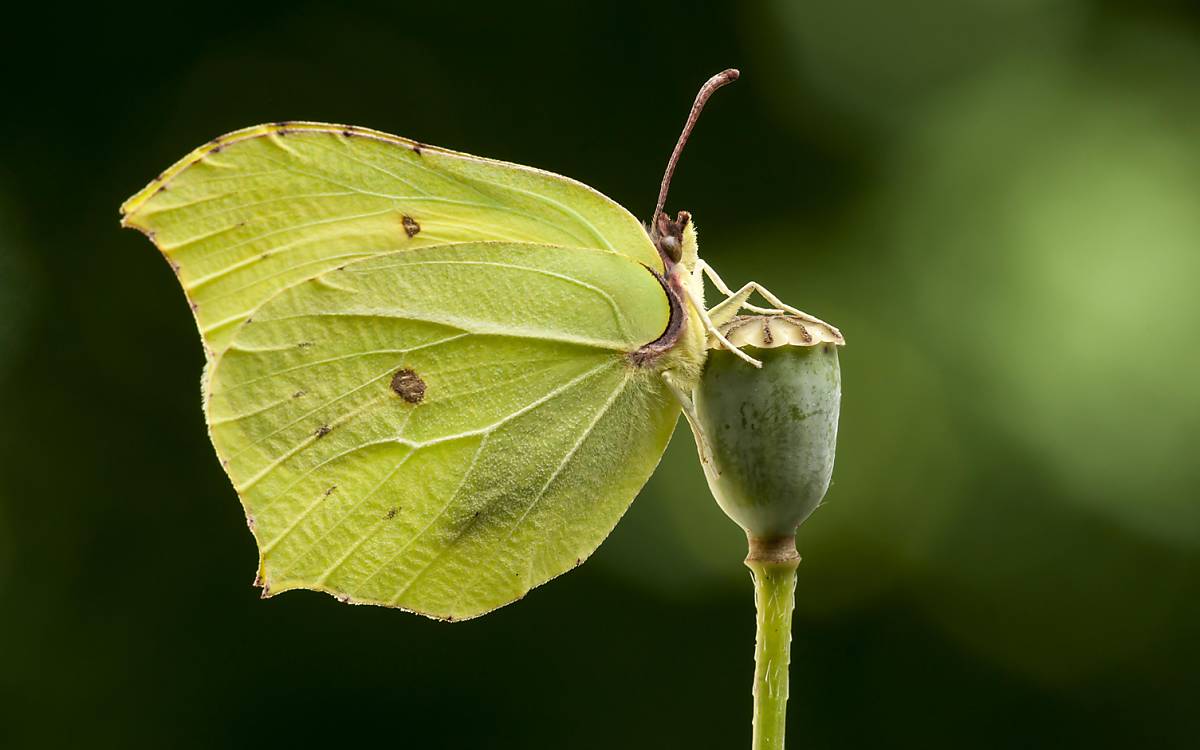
3, 1, 1199, 747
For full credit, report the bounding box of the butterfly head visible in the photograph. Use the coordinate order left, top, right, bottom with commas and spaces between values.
651, 209, 699, 274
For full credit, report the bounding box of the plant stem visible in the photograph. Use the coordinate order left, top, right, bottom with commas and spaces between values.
747, 536, 800, 750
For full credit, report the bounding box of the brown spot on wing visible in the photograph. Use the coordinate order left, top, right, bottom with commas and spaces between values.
390, 368, 426, 403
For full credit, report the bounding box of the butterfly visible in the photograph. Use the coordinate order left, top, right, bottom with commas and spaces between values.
120, 69, 841, 620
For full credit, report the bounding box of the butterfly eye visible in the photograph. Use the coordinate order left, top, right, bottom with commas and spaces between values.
660, 234, 682, 263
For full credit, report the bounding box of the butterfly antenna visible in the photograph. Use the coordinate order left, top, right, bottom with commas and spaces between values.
652, 68, 740, 224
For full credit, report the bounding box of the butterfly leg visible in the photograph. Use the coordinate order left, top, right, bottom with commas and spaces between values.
696, 260, 784, 315
732, 281, 810, 319
661, 369, 716, 470
697, 260, 825, 324
720, 280, 842, 337
682, 285, 764, 368
700, 265, 841, 337
706, 285, 757, 328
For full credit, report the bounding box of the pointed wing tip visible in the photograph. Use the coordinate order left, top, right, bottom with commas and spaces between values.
118, 208, 155, 240
119, 192, 148, 223
116, 121, 389, 223
118, 206, 138, 228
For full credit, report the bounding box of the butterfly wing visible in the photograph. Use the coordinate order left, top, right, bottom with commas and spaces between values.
120, 122, 661, 356
208, 241, 678, 619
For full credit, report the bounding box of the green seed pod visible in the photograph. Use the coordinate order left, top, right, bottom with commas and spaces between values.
689, 312, 844, 750
694, 315, 844, 548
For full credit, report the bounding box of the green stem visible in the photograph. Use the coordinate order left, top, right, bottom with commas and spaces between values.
747, 536, 800, 750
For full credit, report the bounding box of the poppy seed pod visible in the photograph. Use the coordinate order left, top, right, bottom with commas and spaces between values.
694, 314, 844, 552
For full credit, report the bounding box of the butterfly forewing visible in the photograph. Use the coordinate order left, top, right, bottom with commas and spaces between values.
121, 122, 661, 356
207, 242, 679, 619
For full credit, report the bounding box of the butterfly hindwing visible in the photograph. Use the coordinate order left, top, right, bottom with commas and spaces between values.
207, 242, 678, 619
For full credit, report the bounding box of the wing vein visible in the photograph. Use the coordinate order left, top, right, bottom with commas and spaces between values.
506, 373, 632, 543
362, 259, 633, 342
262, 436, 415, 559
384, 362, 619, 603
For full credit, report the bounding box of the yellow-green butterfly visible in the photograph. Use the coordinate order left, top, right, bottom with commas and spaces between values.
121, 69, 841, 621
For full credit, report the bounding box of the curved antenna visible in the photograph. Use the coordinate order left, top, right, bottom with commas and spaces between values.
652, 68, 740, 224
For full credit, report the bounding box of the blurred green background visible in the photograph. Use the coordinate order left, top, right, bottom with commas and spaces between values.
2, 1, 1198, 747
